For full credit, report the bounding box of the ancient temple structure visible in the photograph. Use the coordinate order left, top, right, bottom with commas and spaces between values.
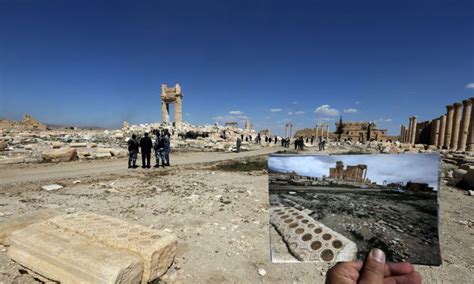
335, 118, 388, 142
400, 97, 474, 151
329, 161, 368, 183
160, 83, 183, 127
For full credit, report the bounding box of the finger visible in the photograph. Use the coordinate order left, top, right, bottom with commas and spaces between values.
383, 271, 422, 284
358, 248, 386, 284
385, 262, 414, 276
326, 262, 362, 284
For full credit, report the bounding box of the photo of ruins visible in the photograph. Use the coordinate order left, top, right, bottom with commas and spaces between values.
268, 154, 441, 265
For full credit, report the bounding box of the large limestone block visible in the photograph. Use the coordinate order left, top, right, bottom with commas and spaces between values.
42, 148, 77, 162
8, 222, 143, 284
48, 212, 177, 283
0, 209, 61, 246
0, 141, 8, 151
270, 206, 357, 262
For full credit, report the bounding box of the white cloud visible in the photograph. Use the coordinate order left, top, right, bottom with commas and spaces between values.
292, 101, 298, 105
270, 108, 282, 112
377, 118, 393, 122
343, 108, 358, 113
288, 112, 293, 115
314, 105, 340, 116
229, 110, 243, 115
355, 101, 361, 105
466, 83, 474, 89
295, 111, 305, 115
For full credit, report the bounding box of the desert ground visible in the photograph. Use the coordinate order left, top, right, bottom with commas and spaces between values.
0, 146, 473, 283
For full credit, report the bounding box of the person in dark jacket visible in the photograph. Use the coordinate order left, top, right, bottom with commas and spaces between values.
127, 134, 139, 168
236, 137, 242, 153
140, 132, 153, 168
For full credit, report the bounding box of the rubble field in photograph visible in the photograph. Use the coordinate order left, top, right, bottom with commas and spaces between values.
270, 186, 441, 265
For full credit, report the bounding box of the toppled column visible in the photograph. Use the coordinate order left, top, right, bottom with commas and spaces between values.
467, 98, 474, 152
457, 99, 472, 151
450, 102, 462, 150
444, 105, 454, 149
438, 115, 446, 148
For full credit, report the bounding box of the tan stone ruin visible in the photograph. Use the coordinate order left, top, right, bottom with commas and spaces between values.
400, 97, 474, 152
285, 123, 294, 138
160, 83, 183, 127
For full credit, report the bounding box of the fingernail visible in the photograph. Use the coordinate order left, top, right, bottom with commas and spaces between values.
371, 248, 386, 263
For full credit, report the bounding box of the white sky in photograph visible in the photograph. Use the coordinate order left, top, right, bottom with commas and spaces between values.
269, 154, 439, 191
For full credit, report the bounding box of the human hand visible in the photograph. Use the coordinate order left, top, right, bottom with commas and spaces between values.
325, 248, 422, 284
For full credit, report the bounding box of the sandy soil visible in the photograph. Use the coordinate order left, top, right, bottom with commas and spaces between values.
0, 149, 473, 283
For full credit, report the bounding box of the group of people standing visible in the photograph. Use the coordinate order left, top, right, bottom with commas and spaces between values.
127, 129, 171, 169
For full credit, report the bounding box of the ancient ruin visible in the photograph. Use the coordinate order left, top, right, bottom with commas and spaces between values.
224, 122, 238, 129
285, 123, 294, 138
160, 83, 183, 128
400, 97, 474, 152
335, 118, 388, 142
328, 161, 368, 183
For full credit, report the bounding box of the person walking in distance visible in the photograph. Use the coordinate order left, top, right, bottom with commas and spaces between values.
127, 134, 139, 168
236, 136, 242, 153
139, 132, 153, 168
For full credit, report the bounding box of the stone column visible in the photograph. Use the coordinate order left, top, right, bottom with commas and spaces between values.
450, 103, 462, 150
400, 125, 405, 142
444, 105, 454, 149
467, 98, 474, 152
438, 115, 446, 148
410, 116, 417, 144
325, 125, 329, 140
404, 128, 409, 143
433, 119, 440, 147
457, 99, 472, 151
161, 101, 169, 124
174, 96, 183, 128
407, 117, 413, 144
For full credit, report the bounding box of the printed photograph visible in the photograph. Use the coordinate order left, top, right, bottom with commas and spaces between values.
269, 154, 441, 265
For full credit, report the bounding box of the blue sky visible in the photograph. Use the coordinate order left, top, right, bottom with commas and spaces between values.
0, 0, 473, 135
269, 154, 439, 190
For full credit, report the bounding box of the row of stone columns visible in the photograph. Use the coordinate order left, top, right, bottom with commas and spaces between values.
400, 116, 417, 144
402, 97, 474, 151
314, 124, 329, 140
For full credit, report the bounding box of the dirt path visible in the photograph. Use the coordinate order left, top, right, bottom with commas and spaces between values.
0, 147, 281, 186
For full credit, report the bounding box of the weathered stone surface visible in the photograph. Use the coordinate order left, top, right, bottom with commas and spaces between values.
9, 222, 144, 284
50, 141, 62, 149
69, 142, 87, 148
48, 212, 177, 283
41, 184, 64, 191
270, 206, 357, 262
0, 209, 61, 246
94, 152, 112, 158
0, 142, 8, 151
42, 148, 77, 162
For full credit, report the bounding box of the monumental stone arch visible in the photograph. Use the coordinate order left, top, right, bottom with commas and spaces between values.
161, 83, 183, 127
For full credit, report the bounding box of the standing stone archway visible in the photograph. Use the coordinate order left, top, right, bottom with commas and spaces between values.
160, 83, 183, 127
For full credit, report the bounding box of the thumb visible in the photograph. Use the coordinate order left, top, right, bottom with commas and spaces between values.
358, 248, 386, 284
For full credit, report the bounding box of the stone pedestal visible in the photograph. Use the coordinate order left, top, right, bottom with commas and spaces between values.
450, 103, 462, 151
444, 105, 454, 149
457, 99, 472, 151
438, 115, 446, 148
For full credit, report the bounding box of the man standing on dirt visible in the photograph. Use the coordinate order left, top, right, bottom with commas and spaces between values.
127, 134, 139, 168
153, 132, 163, 168
162, 130, 171, 167
139, 132, 153, 168
236, 136, 242, 153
